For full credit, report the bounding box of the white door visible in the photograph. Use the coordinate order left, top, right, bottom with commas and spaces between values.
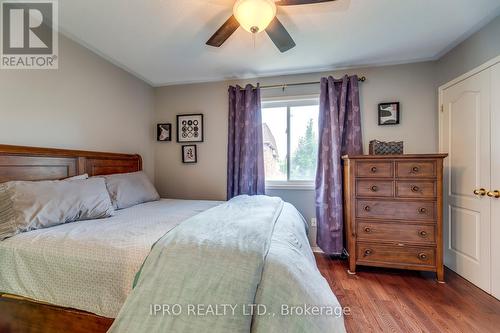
491, 63, 500, 299
440, 69, 491, 293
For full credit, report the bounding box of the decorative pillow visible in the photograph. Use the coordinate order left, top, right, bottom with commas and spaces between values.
102, 171, 160, 210
0, 178, 114, 241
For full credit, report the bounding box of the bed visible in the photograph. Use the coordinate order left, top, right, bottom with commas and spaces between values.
0, 144, 147, 332
0, 199, 221, 318
0, 144, 345, 333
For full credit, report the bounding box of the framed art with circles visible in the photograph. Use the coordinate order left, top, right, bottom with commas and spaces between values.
177, 114, 204, 143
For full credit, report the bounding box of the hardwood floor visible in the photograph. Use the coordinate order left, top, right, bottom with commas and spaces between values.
315, 253, 500, 333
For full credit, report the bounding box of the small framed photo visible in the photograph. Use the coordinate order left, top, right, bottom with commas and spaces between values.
157, 124, 172, 141
177, 114, 204, 143
378, 103, 400, 125
182, 145, 197, 164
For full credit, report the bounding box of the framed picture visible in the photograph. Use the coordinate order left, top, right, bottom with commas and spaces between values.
157, 123, 172, 141
378, 102, 400, 125
182, 145, 197, 164
177, 114, 204, 143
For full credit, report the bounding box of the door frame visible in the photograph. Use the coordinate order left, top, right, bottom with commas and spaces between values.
438, 54, 500, 287
439, 54, 500, 151
438, 54, 500, 106
439, 53, 500, 184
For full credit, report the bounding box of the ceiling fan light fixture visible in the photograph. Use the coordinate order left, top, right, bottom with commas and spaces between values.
233, 0, 277, 34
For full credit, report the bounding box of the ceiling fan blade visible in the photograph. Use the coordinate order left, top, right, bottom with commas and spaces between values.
206, 15, 240, 47
276, 0, 336, 5
265, 17, 296, 53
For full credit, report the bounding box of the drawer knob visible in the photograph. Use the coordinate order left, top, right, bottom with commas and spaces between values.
371, 166, 377, 173
411, 186, 420, 193
412, 166, 420, 173
364, 227, 372, 233
418, 207, 427, 214
418, 253, 428, 261
419, 230, 428, 238
364, 249, 373, 256
370, 185, 378, 192
364, 205, 371, 212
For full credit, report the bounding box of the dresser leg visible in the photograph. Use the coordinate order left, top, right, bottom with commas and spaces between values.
436, 268, 445, 283
347, 260, 356, 275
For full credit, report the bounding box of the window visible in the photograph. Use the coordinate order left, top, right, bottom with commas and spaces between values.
261, 96, 319, 188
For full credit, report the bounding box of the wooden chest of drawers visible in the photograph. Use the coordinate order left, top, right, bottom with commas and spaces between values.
342, 154, 447, 282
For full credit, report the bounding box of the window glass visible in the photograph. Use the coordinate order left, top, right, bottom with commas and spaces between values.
261, 101, 319, 183
290, 105, 319, 181
262, 107, 287, 181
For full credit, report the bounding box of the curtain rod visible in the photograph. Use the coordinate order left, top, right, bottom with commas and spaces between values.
245, 76, 366, 91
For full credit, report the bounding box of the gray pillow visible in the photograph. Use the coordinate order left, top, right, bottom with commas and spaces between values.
0, 178, 114, 241
102, 171, 160, 210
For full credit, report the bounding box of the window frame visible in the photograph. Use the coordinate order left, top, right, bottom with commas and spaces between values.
261, 94, 320, 190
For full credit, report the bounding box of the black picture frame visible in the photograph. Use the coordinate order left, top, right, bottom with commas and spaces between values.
157, 123, 172, 141
378, 102, 400, 125
177, 114, 204, 143
182, 145, 197, 164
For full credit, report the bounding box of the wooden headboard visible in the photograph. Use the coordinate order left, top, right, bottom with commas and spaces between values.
0, 144, 142, 182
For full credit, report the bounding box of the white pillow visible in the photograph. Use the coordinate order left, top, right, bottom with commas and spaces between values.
102, 171, 160, 210
0, 177, 114, 241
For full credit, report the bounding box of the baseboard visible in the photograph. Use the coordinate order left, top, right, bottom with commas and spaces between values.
312, 246, 323, 253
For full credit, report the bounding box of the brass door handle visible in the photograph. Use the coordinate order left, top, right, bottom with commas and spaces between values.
474, 188, 487, 196
487, 190, 500, 198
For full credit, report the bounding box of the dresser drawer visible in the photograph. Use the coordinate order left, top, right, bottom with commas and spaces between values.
396, 161, 436, 178
357, 221, 435, 244
356, 200, 436, 221
357, 243, 435, 266
356, 161, 393, 178
396, 181, 436, 198
356, 180, 394, 197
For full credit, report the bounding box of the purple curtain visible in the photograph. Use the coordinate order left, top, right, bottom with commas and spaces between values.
316, 75, 363, 255
227, 84, 265, 199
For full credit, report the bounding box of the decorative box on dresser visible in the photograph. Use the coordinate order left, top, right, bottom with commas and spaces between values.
342, 154, 448, 282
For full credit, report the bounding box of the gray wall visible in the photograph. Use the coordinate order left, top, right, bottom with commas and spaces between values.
154, 61, 439, 235
0, 35, 156, 179
436, 15, 500, 86
266, 188, 317, 246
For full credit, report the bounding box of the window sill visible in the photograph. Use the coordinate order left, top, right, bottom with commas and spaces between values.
265, 182, 315, 190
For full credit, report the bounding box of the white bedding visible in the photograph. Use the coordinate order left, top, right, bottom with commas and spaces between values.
0, 199, 221, 318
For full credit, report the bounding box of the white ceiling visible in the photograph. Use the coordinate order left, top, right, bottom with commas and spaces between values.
59, 0, 500, 86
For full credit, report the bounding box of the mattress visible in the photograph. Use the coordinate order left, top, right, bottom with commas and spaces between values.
0, 199, 221, 318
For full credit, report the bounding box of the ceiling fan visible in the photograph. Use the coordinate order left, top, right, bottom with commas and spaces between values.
206, 0, 336, 53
